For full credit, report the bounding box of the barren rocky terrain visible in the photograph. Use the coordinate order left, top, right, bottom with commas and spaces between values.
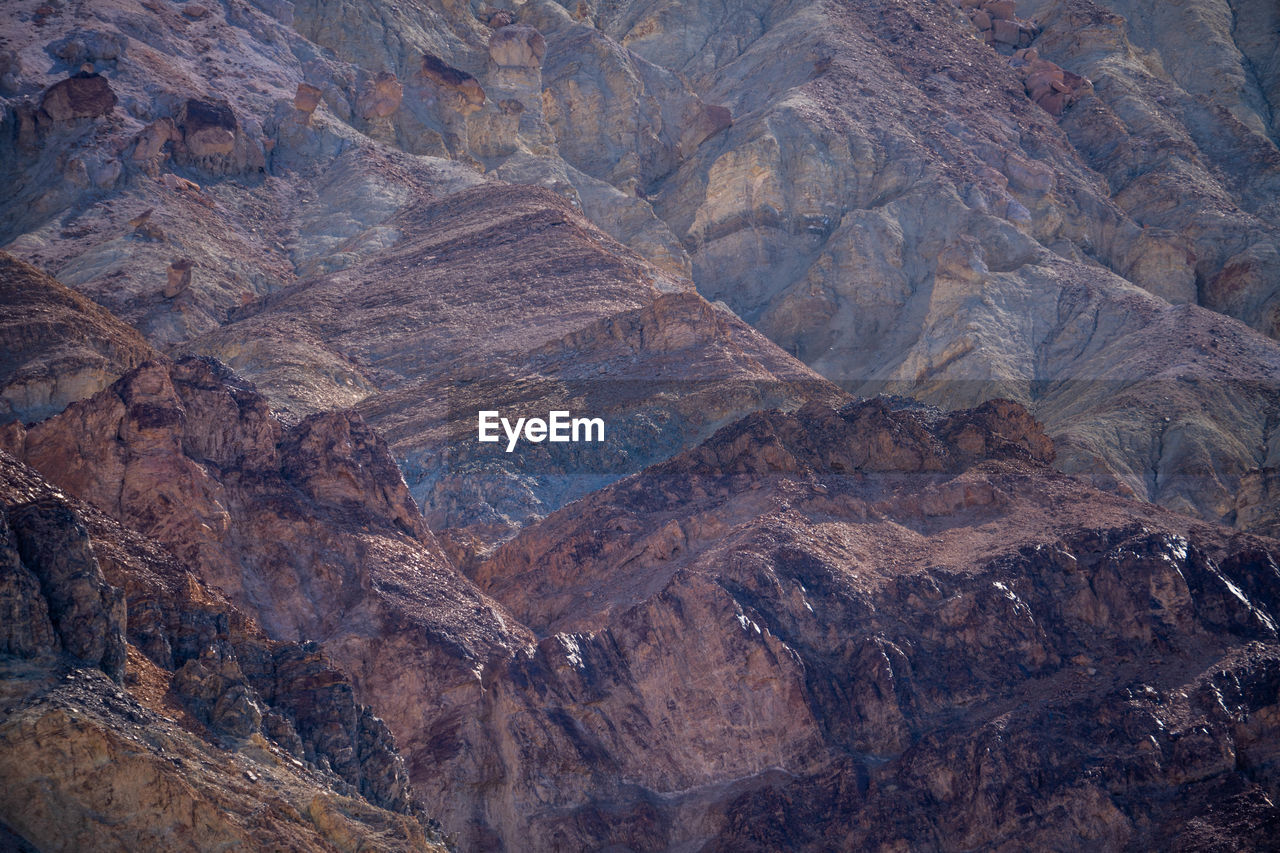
2, 0, 1280, 850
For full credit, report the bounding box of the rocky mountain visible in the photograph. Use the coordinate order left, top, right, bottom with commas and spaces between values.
0, 252, 154, 426
0, 448, 448, 851
3, 0, 1280, 849
475, 397, 1280, 850
3, 0, 1278, 533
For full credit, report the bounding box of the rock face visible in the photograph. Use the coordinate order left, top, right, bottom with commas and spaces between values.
3, 0, 1280, 849
38, 72, 116, 121
6, 497, 128, 682
0, 252, 155, 425
474, 398, 1280, 849
11, 356, 540, 843
4, 0, 1274, 530
0, 450, 446, 851
14, 349, 1280, 849
185, 183, 839, 553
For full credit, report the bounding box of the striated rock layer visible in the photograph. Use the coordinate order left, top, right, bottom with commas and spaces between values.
2, 0, 1280, 849
0, 251, 154, 426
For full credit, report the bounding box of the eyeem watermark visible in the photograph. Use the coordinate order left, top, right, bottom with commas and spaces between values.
478, 410, 605, 452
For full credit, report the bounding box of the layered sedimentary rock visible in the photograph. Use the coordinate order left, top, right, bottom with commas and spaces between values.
3, 0, 1277, 532
187, 183, 839, 552
0, 451, 446, 851
0, 252, 155, 425
3, 0, 1280, 848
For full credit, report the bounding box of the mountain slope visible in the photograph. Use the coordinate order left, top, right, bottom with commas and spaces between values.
477, 397, 1280, 849
3, 0, 1278, 533
0, 449, 448, 851
3, 0, 1280, 849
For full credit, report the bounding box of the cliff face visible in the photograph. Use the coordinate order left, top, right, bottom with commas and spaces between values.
3, 0, 1280, 849
14, 356, 1280, 850
0, 450, 447, 851
0, 252, 154, 426
2, 0, 1278, 534
475, 398, 1280, 850
11, 356, 546, 842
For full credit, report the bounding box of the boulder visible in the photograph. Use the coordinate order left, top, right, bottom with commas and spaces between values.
39, 72, 116, 121
983, 0, 1016, 19
293, 81, 322, 114
177, 97, 238, 157
357, 71, 402, 120
165, 259, 193, 298
992, 18, 1023, 45
420, 53, 485, 113
488, 25, 546, 69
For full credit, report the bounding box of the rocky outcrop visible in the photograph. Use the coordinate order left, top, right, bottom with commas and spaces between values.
0, 450, 446, 849
12, 374, 1280, 848
172, 97, 267, 174
1009, 47, 1091, 117
6, 497, 127, 682
956, 0, 1040, 49
0, 510, 57, 658
489, 25, 546, 70
38, 72, 116, 121
12, 356, 541, 844
185, 183, 839, 553
474, 398, 1280, 849
358, 71, 404, 120
0, 252, 155, 425
3, 0, 1280, 848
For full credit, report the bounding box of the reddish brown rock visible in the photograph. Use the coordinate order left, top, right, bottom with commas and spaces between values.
983, 0, 1016, 19
38, 72, 115, 121
991, 18, 1023, 45
419, 53, 485, 112
358, 71, 403, 120
293, 81, 323, 114
0, 451, 448, 850
475, 398, 1280, 849
488, 25, 546, 69
16, 357, 541, 845
163, 259, 192, 298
